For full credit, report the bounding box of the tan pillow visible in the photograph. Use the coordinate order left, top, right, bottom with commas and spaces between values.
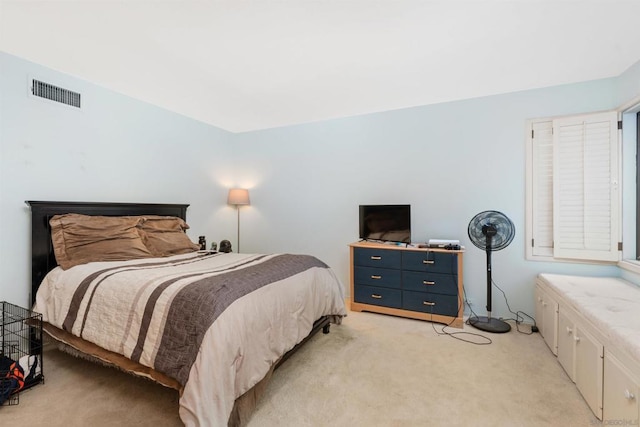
138, 216, 200, 257
50, 214, 154, 270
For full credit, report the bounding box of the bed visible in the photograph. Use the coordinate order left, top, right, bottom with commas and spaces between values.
26, 201, 347, 426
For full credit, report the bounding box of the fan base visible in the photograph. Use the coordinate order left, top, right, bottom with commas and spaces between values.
469, 316, 511, 333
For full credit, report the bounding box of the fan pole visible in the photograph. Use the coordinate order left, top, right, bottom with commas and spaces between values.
469, 227, 511, 333
486, 245, 492, 315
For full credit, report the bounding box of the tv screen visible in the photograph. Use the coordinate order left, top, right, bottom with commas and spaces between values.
359, 205, 411, 243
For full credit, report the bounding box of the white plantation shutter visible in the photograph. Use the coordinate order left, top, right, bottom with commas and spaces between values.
552, 111, 619, 261
531, 120, 554, 257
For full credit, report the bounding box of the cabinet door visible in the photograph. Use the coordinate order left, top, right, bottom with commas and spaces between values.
536, 286, 559, 355
557, 309, 576, 382
603, 352, 639, 424
575, 324, 604, 420
535, 284, 544, 336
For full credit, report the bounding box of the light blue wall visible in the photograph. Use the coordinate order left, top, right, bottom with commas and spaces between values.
2, 51, 639, 319
233, 79, 623, 319
0, 52, 237, 306
616, 58, 640, 107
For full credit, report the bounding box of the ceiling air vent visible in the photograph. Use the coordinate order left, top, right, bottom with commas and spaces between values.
31, 79, 81, 108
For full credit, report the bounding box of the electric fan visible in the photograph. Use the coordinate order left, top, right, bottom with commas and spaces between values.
467, 210, 515, 333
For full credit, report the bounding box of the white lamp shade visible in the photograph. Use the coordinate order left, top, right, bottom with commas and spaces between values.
227, 188, 250, 206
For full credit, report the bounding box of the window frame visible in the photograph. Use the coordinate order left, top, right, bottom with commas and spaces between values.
636, 110, 640, 260
615, 96, 640, 274
526, 110, 621, 263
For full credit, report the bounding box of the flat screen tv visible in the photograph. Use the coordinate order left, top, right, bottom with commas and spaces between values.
359, 204, 411, 243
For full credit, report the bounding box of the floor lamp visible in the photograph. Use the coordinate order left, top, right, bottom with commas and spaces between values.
227, 188, 250, 253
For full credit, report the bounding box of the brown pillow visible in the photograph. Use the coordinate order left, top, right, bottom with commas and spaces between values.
138, 216, 200, 257
50, 214, 154, 270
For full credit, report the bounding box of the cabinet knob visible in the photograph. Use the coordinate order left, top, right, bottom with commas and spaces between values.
624, 390, 636, 400
542, 301, 547, 307
574, 336, 580, 342
566, 327, 573, 334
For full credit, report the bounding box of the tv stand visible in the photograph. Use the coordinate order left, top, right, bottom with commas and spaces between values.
349, 241, 464, 328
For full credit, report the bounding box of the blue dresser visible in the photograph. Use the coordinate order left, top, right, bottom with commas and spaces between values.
350, 242, 464, 328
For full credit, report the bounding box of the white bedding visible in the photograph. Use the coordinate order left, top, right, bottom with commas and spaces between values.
34, 252, 347, 426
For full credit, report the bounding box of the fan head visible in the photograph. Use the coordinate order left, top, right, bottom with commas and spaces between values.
468, 210, 515, 251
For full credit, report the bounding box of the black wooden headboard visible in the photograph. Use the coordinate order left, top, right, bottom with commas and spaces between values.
26, 201, 190, 305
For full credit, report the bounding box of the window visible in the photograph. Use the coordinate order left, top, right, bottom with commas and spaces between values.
526, 111, 620, 262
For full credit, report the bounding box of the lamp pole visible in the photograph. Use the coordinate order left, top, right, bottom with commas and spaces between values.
236, 205, 241, 253
227, 188, 250, 253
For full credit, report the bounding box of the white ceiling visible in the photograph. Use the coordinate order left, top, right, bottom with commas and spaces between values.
2, 1, 640, 133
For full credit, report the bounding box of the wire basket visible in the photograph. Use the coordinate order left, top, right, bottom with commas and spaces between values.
1, 302, 44, 406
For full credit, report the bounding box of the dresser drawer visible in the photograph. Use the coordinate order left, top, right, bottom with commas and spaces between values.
354, 284, 402, 309
354, 266, 401, 289
402, 290, 458, 317
402, 271, 458, 295
354, 247, 401, 269
401, 251, 457, 274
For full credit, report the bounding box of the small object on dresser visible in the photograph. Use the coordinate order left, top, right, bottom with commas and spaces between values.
219, 240, 232, 253
198, 236, 206, 250
210, 241, 217, 251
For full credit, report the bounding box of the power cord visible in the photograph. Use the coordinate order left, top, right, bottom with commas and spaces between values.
465, 278, 537, 335
423, 255, 538, 343
427, 282, 492, 345
491, 279, 537, 335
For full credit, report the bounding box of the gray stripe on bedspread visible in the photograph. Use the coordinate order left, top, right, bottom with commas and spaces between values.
152, 254, 328, 386
62, 254, 214, 333
128, 255, 269, 362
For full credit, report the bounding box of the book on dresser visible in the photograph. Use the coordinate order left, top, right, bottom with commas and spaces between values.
349, 241, 464, 328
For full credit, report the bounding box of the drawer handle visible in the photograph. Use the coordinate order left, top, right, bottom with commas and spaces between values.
371, 275, 382, 280
624, 390, 635, 400
371, 294, 382, 299
370, 256, 382, 260
423, 281, 435, 285
574, 336, 580, 342
423, 260, 435, 265
423, 301, 435, 306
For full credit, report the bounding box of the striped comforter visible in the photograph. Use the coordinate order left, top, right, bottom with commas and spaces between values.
34, 252, 347, 426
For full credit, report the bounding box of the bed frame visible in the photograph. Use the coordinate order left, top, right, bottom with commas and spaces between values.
25, 200, 330, 370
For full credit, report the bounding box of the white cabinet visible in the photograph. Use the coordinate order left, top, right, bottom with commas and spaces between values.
535, 284, 558, 355
557, 309, 576, 381
536, 274, 640, 425
574, 323, 603, 420
556, 306, 604, 419
604, 351, 639, 424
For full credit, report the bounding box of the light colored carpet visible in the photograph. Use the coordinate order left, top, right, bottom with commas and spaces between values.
1, 308, 598, 426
